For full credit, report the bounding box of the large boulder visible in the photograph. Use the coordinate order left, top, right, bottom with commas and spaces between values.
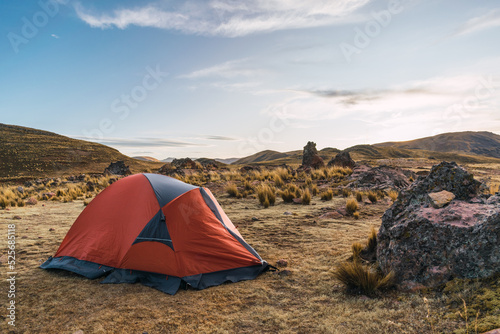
377, 161, 498, 288
104, 161, 131, 176
328, 151, 355, 169
301, 141, 324, 169
172, 158, 199, 169
347, 165, 415, 190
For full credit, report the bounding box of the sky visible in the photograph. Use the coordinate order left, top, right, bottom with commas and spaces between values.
1, 0, 499, 159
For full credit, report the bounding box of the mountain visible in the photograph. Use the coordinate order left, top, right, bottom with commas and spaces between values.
132, 156, 161, 162
0, 123, 163, 181
374, 131, 500, 159
232, 148, 340, 165
216, 158, 239, 165
161, 157, 175, 163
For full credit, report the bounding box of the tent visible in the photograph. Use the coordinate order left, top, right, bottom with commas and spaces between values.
41, 173, 269, 294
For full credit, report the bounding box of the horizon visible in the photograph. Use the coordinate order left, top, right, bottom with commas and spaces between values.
2, 1, 500, 159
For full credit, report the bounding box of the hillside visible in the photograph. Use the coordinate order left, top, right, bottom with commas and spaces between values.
0, 123, 163, 181
132, 156, 161, 162
374, 131, 500, 159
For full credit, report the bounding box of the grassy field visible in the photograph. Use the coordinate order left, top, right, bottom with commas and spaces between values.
0, 164, 499, 333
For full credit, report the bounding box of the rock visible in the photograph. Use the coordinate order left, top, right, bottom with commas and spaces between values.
328, 151, 355, 169
104, 161, 131, 176
158, 163, 181, 176
49, 228, 55, 232
251, 217, 260, 221
172, 158, 198, 169
86, 181, 95, 192
41, 192, 56, 200
278, 270, 292, 276
301, 141, 325, 169
25, 197, 38, 205
348, 165, 415, 190
336, 208, 348, 216
377, 161, 499, 288
283, 211, 293, 216
240, 165, 261, 173
17, 186, 24, 193
292, 198, 303, 204
428, 190, 455, 208
13, 216, 22, 220
24, 181, 33, 187
276, 259, 288, 267
482, 329, 500, 334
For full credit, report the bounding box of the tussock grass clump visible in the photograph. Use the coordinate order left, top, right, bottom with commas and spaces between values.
281, 189, 295, 203
274, 175, 284, 188
301, 188, 311, 205
367, 191, 378, 203
244, 180, 253, 191
305, 177, 313, 186
388, 190, 399, 201
489, 183, 500, 195
257, 184, 276, 208
342, 188, 351, 198
346, 197, 359, 215
353, 211, 360, 219
226, 183, 239, 198
274, 167, 291, 181
320, 189, 333, 201
333, 261, 394, 296
356, 191, 363, 202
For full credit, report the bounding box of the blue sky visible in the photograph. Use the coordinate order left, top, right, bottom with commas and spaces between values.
1, 0, 499, 159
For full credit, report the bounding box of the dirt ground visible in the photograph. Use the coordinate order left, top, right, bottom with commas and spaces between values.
0, 190, 467, 334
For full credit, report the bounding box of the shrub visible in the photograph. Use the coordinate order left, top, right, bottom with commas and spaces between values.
388, 190, 399, 201
355, 192, 363, 202
305, 177, 313, 186
353, 211, 360, 219
320, 190, 333, 201
302, 188, 311, 205
226, 183, 239, 198
366, 227, 377, 254
281, 189, 295, 203
257, 184, 276, 207
346, 197, 359, 215
274, 175, 284, 188
310, 184, 319, 196
275, 167, 291, 181
342, 188, 351, 198
16, 198, 25, 207
333, 261, 394, 295
367, 191, 378, 203
244, 180, 253, 191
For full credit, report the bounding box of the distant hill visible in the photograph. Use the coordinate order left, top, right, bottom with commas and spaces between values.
374, 131, 500, 159
231, 131, 500, 166
132, 156, 161, 162
216, 158, 239, 165
0, 123, 163, 181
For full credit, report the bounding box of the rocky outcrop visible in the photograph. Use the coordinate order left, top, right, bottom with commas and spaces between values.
377, 161, 499, 288
172, 158, 199, 169
347, 165, 415, 190
301, 141, 324, 169
328, 151, 355, 169
104, 161, 131, 176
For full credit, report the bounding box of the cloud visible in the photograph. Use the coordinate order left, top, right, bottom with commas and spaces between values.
264, 74, 500, 123
51, 34, 60, 39
74, 0, 371, 37
179, 59, 265, 79
452, 9, 500, 37
204, 135, 238, 141
75, 137, 204, 148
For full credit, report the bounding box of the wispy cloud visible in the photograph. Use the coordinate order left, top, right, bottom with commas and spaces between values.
51, 34, 60, 39
179, 59, 264, 79
74, 0, 370, 37
451, 9, 500, 37
204, 135, 238, 141
75, 137, 204, 148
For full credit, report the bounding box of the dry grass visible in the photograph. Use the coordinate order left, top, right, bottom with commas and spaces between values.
489, 182, 499, 195
256, 184, 276, 207
226, 183, 240, 198
346, 197, 359, 215
388, 190, 399, 201
301, 188, 311, 205
367, 191, 378, 203
0, 184, 467, 333
320, 189, 334, 201
333, 261, 394, 296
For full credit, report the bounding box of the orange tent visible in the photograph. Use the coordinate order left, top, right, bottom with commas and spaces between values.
41, 173, 269, 294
